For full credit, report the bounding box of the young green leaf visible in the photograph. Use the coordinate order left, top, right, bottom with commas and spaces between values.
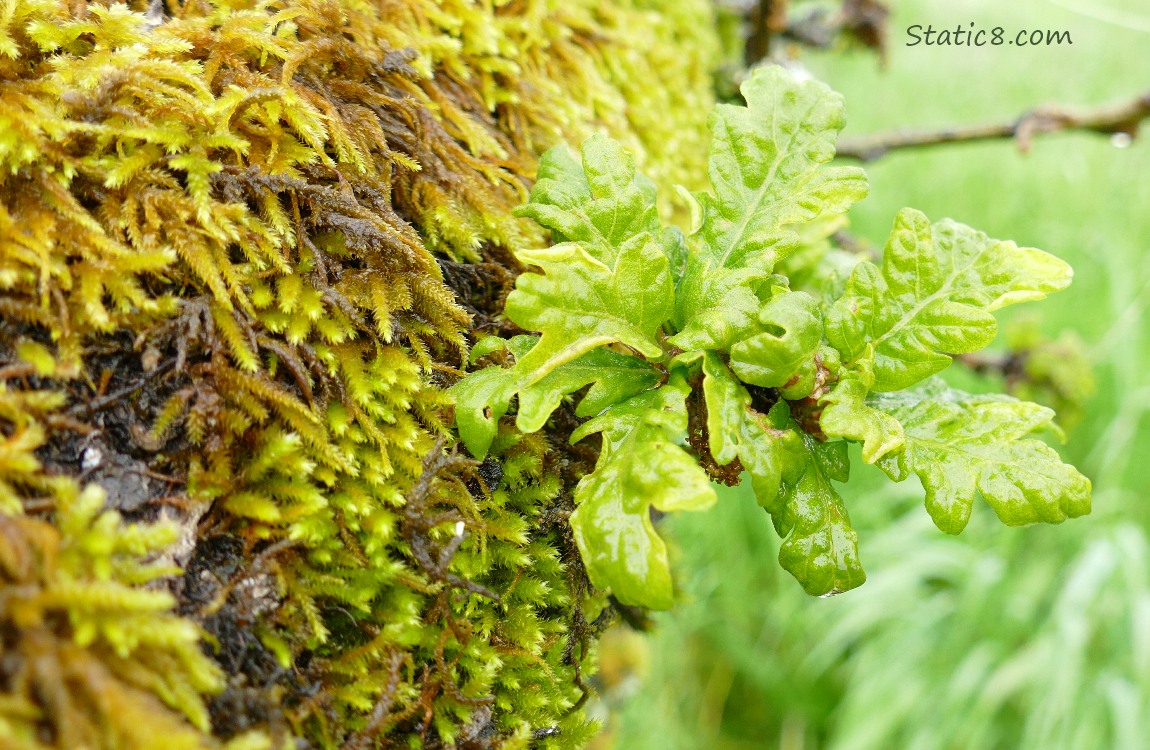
568, 376, 716, 609
669, 263, 769, 352
695, 65, 868, 273
570, 374, 690, 452
672, 64, 865, 360
772, 419, 866, 596
505, 236, 674, 384
468, 335, 511, 363
728, 290, 822, 388
515, 132, 688, 279
451, 334, 663, 456
510, 236, 676, 384
827, 208, 1073, 391
513, 338, 662, 432
448, 366, 518, 459
515, 133, 660, 264
504, 135, 675, 385
873, 382, 1092, 534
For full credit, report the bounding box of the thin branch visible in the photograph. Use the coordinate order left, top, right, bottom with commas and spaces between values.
836, 89, 1150, 162
745, 0, 789, 64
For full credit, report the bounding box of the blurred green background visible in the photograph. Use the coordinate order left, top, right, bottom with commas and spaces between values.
604, 0, 1150, 748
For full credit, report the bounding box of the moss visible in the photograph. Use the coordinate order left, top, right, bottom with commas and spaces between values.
0, 0, 718, 747
0, 388, 223, 750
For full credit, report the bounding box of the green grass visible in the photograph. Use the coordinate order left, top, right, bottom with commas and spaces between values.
607, 1, 1150, 747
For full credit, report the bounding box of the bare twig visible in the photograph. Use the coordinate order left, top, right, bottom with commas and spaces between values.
745, 0, 789, 64
836, 89, 1150, 162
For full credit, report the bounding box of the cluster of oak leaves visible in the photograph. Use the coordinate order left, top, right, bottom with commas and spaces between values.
451, 66, 1091, 609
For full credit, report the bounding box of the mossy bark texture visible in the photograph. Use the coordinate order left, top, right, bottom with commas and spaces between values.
0, 0, 717, 748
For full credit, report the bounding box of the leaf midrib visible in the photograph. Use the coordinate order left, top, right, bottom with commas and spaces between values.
714, 92, 823, 270
868, 240, 991, 356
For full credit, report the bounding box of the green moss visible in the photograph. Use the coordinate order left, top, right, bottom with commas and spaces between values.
0, 388, 223, 750
0, 0, 718, 747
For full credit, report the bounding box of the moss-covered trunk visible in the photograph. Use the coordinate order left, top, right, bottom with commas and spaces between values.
0, 1, 718, 747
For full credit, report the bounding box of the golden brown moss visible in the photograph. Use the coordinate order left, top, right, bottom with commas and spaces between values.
0, 0, 719, 747
0, 388, 223, 750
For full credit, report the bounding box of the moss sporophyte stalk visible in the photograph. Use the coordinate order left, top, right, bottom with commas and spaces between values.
0, 0, 1089, 748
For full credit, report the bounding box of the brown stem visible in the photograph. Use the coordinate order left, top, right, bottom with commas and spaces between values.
745, 0, 789, 64
836, 89, 1150, 162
